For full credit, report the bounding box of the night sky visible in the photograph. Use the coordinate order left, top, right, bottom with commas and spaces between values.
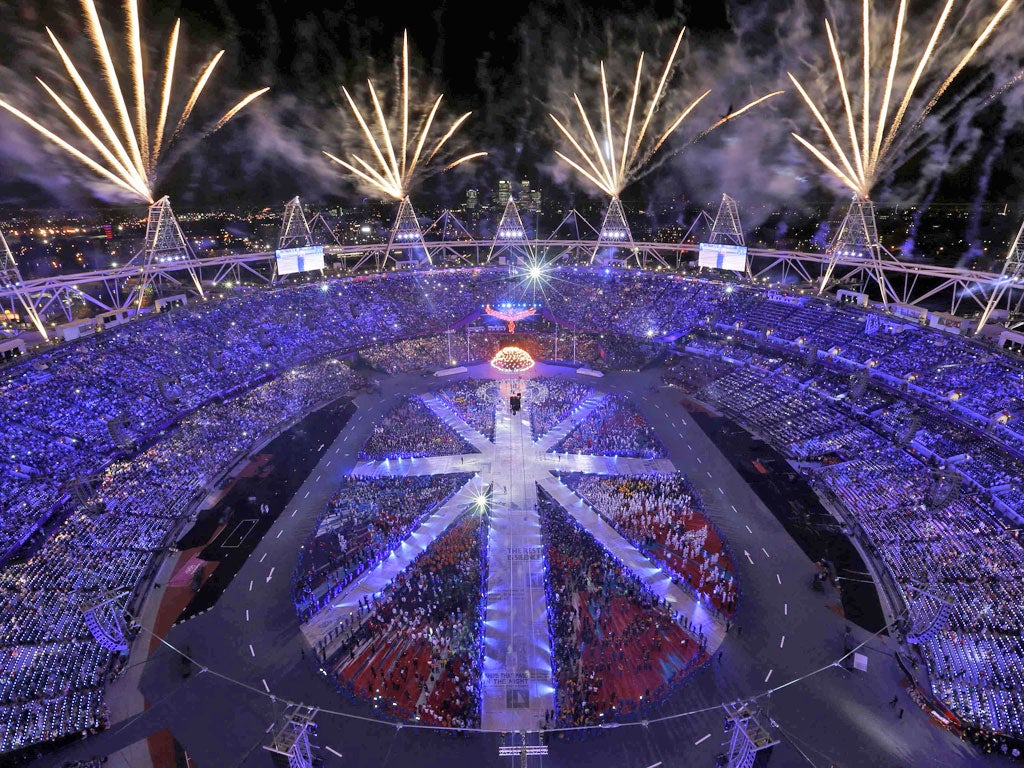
1, 0, 1023, 220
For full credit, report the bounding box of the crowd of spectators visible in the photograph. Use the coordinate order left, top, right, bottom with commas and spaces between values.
0, 272, 489, 562
318, 512, 486, 729
557, 472, 737, 616
674, 327, 1024, 745
553, 394, 666, 458
434, 380, 499, 441
524, 378, 595, 439
293, 473, 473, 619
358, 329, 605, 374
359, 335, 462, 373
538, 490, 707, 727
543, 269, 727, 344
0, 355, 362, 753
358, 396, 478, 460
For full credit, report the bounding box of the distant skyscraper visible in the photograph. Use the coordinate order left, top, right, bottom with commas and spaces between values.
497, 179, 512, 206
466, 189, 479, 210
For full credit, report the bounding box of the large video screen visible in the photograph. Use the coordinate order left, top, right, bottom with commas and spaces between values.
698, 242, 748, 272
275, 245, 325, 275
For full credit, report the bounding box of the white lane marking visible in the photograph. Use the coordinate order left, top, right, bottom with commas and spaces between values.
266, 567, 275, 583
262, 678, 270, 692
326, 460, 331, 467
245, 609, 250, 622
776, 573, 782, 584
334, 447, 341, 454
318, 443, 325, 451
259, 553, 267, 563
761, 547, 770, 558
304, 490, 311, 499
687, 444, 692, 450
718, 487, 724, 495
706, 471, 712, 478
780, 635, 786, 648
291, 509, 298, 518
764, 669, 773, 683
694, 734, 711, 746
249, 644, 255, 657
696, 457, 702, 464
745, 525, 752, 533
316, 474, 321, 482
731, 505, 738, 513
325, 747, 344, 759
248, 580, 253, 592
276, 530, 283, 539
744, 550, 755, 565
784, 603, 788, 616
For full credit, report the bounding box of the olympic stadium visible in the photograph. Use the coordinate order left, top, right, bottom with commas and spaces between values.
2, 209, 1024, 768
3, 0, 1024, 767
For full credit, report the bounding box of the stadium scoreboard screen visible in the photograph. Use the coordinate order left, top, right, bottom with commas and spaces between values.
275, 245, 325, 275
698, 242, 748, 272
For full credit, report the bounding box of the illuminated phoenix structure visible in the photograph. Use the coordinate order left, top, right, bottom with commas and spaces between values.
485, 304, 537, 334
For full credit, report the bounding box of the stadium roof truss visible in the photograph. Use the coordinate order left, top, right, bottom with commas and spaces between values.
3, 199, 1023, 334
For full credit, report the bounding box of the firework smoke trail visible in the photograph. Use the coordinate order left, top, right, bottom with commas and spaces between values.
960, 83, 1024, 266
323, 31, 487, 202
548, 27, 782, 198
0, 0, 269, 203
789, 0, 1016, 201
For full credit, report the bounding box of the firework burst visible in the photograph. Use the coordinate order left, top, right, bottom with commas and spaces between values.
0, 0, 269, 203
549, 27, 783, 198
323, 31, 487, 201
789, 0, 1016, 200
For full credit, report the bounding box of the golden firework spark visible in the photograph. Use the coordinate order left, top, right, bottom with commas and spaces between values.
323, 31, 487, 201
549, 27, 783, 198
0, 0, 269, 203
789, 0, 1015, 200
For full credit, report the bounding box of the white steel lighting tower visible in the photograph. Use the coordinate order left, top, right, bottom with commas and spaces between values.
264, 705, 319, 768
354, 198, 432, 271
976, 218, 1024, 334
0, 229, 48, 340
592, 196, 634, 266
721, 701, 779, 768
387, 197, 431, 268
279, 197, 314, 250
82, 591, 131, 653
709, 193, 745, 247
487, 198, 534, 265
127, 197, 203, 311
821, 198, 895, 308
